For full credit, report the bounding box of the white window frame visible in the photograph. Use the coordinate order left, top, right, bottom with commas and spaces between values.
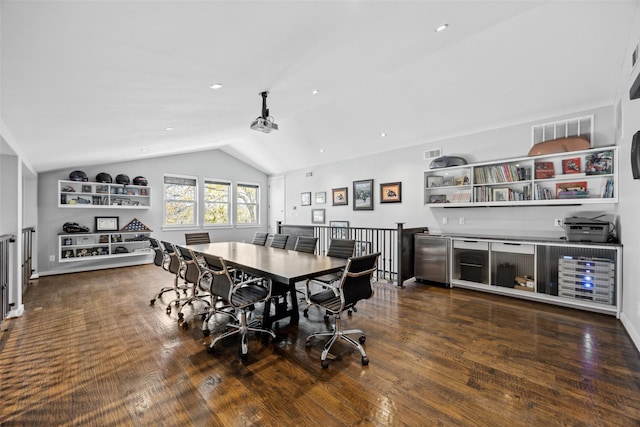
236, 182, 260, 226
163, 173, 199, 228
203, 178, 232, 227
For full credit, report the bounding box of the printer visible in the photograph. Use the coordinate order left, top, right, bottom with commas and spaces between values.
564, 217, 611, 243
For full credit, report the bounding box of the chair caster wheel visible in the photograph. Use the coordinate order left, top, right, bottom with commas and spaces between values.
347, 309, 353, 316
305, 340, 312, 348
175, 301, 180, 307
182, 321, 188, 330
321, 360, 329, 369
323, 314, 330, 321
207, 346, 215, 355
241, 353, 248, 364
166, 306, 172, 314
202, 329, 210, 337
303, 309, 309, 318
150, 299, 156, 305
359, 335, 366, 344
361, 356, 369, 366
178, 312, 184, 320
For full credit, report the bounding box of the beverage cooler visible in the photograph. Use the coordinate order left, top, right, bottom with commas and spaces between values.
414, 234, 450, 287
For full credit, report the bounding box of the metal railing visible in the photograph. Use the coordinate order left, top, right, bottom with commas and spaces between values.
278, 222, 427, 286
22, 227, 35, 291
1, 233, 15, 321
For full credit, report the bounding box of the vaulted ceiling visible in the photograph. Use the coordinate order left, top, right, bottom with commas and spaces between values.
1, 1, 638, 174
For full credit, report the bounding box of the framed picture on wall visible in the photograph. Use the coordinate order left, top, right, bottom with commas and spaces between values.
315, 191, 326, 204
332, 187, 348, 206
353, 179, 373, 210
311, 208, 325, 224
95, 216, 119, 232
301, 192, 311, 206
380, 182, 401, 203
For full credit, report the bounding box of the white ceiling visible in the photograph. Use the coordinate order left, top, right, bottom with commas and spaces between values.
1, 1, 638, 175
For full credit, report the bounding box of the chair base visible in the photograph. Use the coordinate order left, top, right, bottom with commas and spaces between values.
306, 316, 368, 368
207, 310, 275, 362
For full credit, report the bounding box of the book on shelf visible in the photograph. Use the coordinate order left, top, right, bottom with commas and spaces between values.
585, 150, 613, 175
535, 162, 554, 179
601, 178, 614, 198
562, 157, 581, 174
555, 181, 587, 198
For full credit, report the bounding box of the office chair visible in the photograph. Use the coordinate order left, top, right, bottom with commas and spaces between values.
302, 239, 356, 318
251, 232, 269, 246
293, 236, 318, 254
185, 232, 211, 245
305, 252, 379, 368
268, 234, 289, 249
150, 241, 190, 314
175, 245, 212, 325
203, 256, 276, 363
149, 237, 166, 267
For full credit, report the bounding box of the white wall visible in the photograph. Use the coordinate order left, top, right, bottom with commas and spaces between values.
617, 7, 640, 350
37, 148, 268, 275
281, 105, 616, 238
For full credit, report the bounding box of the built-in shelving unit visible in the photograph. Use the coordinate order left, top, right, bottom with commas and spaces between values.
58, 231, 152, 263
424, 146, 617, 207
449, 236, 621, 317
58, 180, 151, 209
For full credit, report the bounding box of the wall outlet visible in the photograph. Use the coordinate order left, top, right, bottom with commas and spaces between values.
459, 217, 465, 225
554, 218, 563, 227
49, 255, 55, 262
442, 217, 448, 225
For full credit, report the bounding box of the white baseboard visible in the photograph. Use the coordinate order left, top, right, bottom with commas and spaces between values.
6, 304, 24, 318
38, 259, 153, 277
620, 312, 640, 353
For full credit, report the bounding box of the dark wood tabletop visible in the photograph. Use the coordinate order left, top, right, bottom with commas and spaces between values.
185, 241, 347, 284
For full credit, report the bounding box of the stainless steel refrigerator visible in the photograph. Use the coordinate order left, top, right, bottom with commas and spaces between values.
414, 234, 450, 286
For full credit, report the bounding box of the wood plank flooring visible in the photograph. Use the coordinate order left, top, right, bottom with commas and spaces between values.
1, 264, 640, 426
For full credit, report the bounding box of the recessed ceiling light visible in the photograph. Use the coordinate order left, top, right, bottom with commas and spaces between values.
165, 127, 173, 131
140, 148, 149, 152
319, 149, 324, 153
209, 83, 223, 90
312, 89, 320, 95
380, 133, 387, 137
435, 24, 449, 32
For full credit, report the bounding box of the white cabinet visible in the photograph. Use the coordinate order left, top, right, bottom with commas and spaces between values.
449, 236, 621, 317
424, 146, 617, 207
58, 180, 151, 209
59, 232, 152, 263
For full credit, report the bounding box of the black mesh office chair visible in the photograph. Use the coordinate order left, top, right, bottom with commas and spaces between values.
293, 236, 318, 254
175, 245, 211, 325
150, 241, 190, 314
268, 234, 289, 249
251, 232, 269, 246
202, 256, 276, 363
185, 232, 211, 245
149, 237, 166, 267
305, 252, 379, 368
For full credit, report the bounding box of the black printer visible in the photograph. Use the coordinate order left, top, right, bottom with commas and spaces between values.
564, 217, 610, 243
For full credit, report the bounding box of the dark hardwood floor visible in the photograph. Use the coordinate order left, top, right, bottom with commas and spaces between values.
1, 264, 640, 426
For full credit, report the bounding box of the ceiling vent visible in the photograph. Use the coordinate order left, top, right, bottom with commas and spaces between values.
424, 148, 442, 160
250, 91, 279, 133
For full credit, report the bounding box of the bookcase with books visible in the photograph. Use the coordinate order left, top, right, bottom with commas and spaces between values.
424, 146, 617, 207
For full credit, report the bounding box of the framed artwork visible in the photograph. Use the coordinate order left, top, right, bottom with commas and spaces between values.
301, 192, 311, 206
82, 185, 92, 193
329, 221, 349, 239
139, 188, 148, 196
315, 191, 326, 204
311, 208, 326, 224
427, 176, 443, 188
95, 216, 119, 232
585, 151, 613, 175
429, 194, 447, 203
353, 179, 374, 210
442, 176, 454, 186
562, 158, 581, 174
492, 188, 510, 202
332, 187, 348, 206
380, 182, 402, 203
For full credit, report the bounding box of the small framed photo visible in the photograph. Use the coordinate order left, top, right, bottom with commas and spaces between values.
429, 194, 447, 203
427, 176, 443, 188
562, 157, 581, 174
139, 188, 148, 196
442, 176, 454, 186
332, 187, 348, 206
380, 182, 402, 203
329, 221, 349, 239
311, 208, 326, 224
493, 188, 510, 202
315, 191, 326, 204
301, 192, 311, 206
95, 216, 119, 232
353, 179, 374, 210
96, 185, 108, 194
81, 185, 92, 193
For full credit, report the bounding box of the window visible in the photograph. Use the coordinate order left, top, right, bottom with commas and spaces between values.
204, 179, 231, 226
164, 174, 197, 226
236, 183, 259, 225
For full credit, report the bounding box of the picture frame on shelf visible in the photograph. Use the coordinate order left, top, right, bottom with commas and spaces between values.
427, 176, 443, 188
81, 185, 92, 193
429, 194, 447, 203
139, 188, 148, 196
535, 162, 555, 179
442, 176, 454, 186
492, 188, 509, 202
562, 157, 581, 174
311, 208, 325, 224
353, 179, 374, 210
380, 182, 401, 203
95, 216, 119, 232
301, 192, 311, 206
329, 221, 349, 239
95, 185, 108, 194
315, 191, 326, 204
332, 187, 348, 206
585, 151, 613, 175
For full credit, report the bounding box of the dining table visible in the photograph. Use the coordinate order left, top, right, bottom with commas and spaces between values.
185, 241, 348, 328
